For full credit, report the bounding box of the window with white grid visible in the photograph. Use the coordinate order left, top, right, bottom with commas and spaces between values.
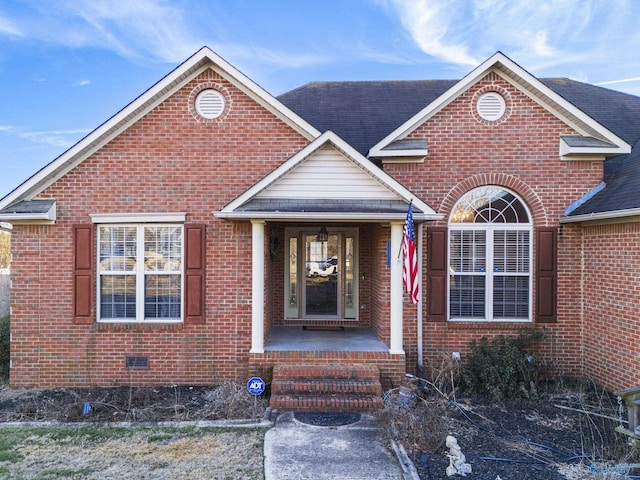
449, 187, 532, 321
98, 224, 183, 322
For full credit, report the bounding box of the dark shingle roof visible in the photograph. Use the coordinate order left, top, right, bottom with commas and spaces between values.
541, 79, 640, 146
543, 79, 640, 216
279, 78, 640, 218
278, 80, 455, 157
238, 198, 413, 214
0, 199, 55, 215
384, 138, 429, 151
560, 136, 615, 148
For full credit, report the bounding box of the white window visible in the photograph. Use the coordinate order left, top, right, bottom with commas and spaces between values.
449, 187, 532, 321
98, 225, 183, 322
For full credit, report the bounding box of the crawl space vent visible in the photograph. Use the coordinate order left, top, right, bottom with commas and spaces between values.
125, 356, 149, 369
477, 92, 506, 121
195, 89, 225, 119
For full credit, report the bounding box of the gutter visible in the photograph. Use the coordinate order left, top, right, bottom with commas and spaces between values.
560, 207, 640, 224
214, 211, 444, 222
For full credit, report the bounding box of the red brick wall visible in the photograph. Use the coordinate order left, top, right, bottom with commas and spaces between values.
582, 222, 640, 392
384, 73, 601, 382
369, 224, 391, 344
10, 69, 309, 387
10, 67, 631, 393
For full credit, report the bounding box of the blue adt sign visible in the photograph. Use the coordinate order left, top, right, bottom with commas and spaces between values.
247, 377, 265, 396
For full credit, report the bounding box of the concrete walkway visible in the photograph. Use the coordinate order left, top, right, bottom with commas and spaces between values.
264, 411, 406, 480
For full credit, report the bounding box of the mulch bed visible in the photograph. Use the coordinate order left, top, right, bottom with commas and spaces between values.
1, 383, 638, 479
0, 383, 268, 423
406, 390, 639, 480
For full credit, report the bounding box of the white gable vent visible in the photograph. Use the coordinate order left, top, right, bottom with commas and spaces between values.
195, 89, 225, 119
477, 92, 506, 121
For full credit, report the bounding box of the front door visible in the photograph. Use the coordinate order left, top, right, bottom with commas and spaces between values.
304, 232, 339, 317
285, 228, 358, 321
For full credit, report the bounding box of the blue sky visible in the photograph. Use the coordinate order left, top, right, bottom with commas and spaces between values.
1, 0, 640, 199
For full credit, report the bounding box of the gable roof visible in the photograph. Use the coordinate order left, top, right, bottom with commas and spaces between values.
367, 52, 630, 160
217, 131, 440, 221
279, 60, 640, 221
0, 47, 321, 218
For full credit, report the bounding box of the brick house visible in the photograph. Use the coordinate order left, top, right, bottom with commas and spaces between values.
1, 47, 638, 402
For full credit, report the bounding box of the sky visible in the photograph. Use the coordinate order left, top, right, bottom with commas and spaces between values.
1, 0, 640, 199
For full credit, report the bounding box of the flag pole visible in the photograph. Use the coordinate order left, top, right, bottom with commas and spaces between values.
398, 199, 413, 260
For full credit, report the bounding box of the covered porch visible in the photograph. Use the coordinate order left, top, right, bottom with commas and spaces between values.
249, 326, 407, 407
216, 131, 442, 395
264, 325, 388, 352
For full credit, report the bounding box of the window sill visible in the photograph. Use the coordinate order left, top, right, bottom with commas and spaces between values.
446, 320, 533, 331
95, 321, 184, 332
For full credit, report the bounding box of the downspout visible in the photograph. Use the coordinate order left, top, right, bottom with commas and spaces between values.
417, 222, 424, 371
579, 225, 585, 378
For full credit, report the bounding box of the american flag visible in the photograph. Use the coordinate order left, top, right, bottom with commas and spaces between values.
402, 201, 419, 304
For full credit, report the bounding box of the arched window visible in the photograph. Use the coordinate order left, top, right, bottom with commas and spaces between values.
449, 187, 532, 321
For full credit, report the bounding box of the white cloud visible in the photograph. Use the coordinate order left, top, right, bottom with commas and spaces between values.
531, 30, 555, 57
596, 77, 640, 87
0, 125, 89, 149
74, 79, 91, 87
219, 43, 333, 72
596, 77, 640, 96
0, 16, 23, 38
384, 0, 480, 66
2, 0, 333, 75
20, 129, 90, 148
382, 0, 638, 80
4, 0, 202, 63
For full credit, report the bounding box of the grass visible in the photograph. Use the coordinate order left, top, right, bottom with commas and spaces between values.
0, 425, 266, 479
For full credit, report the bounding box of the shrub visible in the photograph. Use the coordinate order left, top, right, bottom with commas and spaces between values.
377, 392, 448, 454
461, 328, 547, 400
0, 314, 8, 382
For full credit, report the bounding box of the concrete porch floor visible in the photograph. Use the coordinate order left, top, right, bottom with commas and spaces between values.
264, 326, 389, 352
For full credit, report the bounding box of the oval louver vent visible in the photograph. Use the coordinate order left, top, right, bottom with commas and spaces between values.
195, 89, 225, 119
477, 92, 506, 121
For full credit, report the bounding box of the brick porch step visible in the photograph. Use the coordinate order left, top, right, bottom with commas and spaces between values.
270, 364, 384, 413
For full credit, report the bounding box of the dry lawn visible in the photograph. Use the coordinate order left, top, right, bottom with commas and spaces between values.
0, 425, 265, 479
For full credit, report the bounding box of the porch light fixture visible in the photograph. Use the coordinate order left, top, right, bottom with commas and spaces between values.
316, 226, 328, 242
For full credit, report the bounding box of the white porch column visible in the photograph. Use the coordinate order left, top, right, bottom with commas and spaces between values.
390, 221, 405, 355
250, 220, 265, 354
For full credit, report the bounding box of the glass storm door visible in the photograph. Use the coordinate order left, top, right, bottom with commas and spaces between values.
286, 228, 357, 320
304, 233, 340, 317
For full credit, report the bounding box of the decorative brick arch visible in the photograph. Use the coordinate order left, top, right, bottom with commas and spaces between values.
440, 173, 548, 225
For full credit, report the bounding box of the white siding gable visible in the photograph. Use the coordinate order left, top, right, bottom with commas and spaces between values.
256, 146, 400, 200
